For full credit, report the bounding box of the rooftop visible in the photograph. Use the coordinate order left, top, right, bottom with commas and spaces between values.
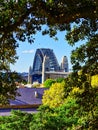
10, 87, 48, 106
0, 88, 48, 116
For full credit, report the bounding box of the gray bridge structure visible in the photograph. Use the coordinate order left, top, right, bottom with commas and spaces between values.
28, 48, 70, 84
28, 71, 70, 84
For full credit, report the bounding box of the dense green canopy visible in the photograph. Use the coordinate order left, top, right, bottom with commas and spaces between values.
0, 0, 98, 71
0, 0, 98, 43
0, 0, 98, 104
0, 2, 98, 129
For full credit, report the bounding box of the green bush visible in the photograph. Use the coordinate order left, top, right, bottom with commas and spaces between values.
43, 79, 55, 88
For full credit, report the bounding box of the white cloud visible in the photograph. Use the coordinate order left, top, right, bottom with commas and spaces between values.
22, 49, 35, 54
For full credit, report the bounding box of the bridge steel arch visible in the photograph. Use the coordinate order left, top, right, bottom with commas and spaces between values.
29, 48, 60, 83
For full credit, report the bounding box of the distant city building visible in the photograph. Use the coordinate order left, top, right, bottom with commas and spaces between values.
18, 72, 28, 82
28, 48, 69, 83
60, 56, 69, 72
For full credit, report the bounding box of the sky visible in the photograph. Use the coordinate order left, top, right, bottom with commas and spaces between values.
10, 30, 83, 73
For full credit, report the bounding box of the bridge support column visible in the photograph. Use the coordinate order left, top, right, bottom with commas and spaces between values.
42, 56, 46, 84
28, 74, 32, 84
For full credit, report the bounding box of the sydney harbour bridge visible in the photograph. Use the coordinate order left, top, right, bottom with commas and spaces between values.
28, 48, 70, 84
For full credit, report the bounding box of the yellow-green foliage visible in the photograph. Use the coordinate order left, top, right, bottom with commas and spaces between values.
42, 82, 65, 108
91, 74, 98, 87
71, 87, 84, 95
78, 71, 98, 88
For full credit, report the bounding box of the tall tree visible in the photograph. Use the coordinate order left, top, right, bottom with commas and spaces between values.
71, 39, 98, 75
0, 0, 98, 43
0, 0, 98, 104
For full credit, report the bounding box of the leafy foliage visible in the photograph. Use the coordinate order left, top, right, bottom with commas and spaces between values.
0, 99, 79, 130
0, 72, 98, 129
43, 79, 55, 88
0, 110, 33, 130
0, 1, 98, 129
42, 82, 66, 108
69, 72, 98, 121
0, 0, 98, 44
71, 39, 98, 75
0, 72, 21, 105
91, 74, 98, 87
0, 0, 98, 104
55, 77, 65, 83
43, 78, 65, 88
30, 99, 79, 130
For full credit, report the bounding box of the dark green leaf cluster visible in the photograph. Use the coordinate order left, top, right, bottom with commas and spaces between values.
0, 110, 33, 130
71, 38, 98, 75
0, 72, 21, 105
0, 0, 98, 44
0, 99, 79, 130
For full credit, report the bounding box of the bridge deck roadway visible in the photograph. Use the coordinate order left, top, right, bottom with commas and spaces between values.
31, 71, 71, 75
